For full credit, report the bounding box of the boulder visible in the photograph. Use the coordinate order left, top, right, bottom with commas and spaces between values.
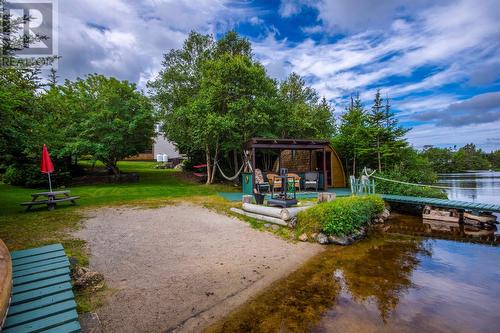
72, 266, 104, 291
271, 224, 279, 231
298, 233, 308, 242
328, 235, 351, 246
315, 233, 329, 244
352, 227, 367, 240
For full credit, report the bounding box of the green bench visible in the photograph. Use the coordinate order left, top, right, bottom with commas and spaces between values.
3, 244, 81, 332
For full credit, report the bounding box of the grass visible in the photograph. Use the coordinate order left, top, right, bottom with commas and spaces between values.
0, 161, 242, 312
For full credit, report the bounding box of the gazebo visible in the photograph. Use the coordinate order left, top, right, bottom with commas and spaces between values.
243, 138, 346, 194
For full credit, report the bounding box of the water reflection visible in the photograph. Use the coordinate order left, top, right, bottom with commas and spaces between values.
207, 233, 430, 332
438, 171, 500, 218
387, 213, 499, 245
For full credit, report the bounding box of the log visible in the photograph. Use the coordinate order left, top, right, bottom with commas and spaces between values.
242, 203, 314, 220
230, 208, 288, 226
318, 192, 336, 203
282, 206, 313, 220
242, 203, 285, 219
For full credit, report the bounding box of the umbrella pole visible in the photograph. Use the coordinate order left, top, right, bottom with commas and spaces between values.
48, 172, 53, 193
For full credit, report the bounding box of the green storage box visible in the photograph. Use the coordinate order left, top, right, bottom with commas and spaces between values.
242, 172, 253, 195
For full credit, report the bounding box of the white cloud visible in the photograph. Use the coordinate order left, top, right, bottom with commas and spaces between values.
55, 0, 254, 88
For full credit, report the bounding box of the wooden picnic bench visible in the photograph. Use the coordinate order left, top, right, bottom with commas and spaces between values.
0, 241, 81, 332
21, 191, 80, 211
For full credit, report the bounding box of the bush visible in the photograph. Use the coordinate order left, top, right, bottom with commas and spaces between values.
297, 195, 385, 237
3, 164, 46, 187
375, 170, 447, 199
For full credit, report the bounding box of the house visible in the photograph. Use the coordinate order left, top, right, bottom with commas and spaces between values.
127, 131, 183, 164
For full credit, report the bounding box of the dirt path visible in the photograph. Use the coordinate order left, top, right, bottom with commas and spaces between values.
75, 204, 322, 333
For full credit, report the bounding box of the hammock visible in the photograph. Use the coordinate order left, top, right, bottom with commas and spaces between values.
216, 162, 245, 181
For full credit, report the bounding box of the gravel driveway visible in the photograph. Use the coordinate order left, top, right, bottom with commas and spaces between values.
75, 204, 321, 332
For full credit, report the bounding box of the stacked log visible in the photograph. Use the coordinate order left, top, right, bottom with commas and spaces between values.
231, 203, 313, 228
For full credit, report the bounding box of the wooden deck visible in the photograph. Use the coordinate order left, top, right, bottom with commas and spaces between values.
3, 244, 80, 333
381, 194, 500, 213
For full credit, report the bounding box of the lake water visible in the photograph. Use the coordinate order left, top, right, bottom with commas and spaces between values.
210, 172, 500, 333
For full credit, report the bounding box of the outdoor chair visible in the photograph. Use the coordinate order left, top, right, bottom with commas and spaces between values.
304, 171, 319, 191
254, 168, 270, 193
267, 173, 282, 191
288, 173, 301, 192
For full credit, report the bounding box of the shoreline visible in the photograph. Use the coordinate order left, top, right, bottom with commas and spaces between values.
74, 203, 323, 332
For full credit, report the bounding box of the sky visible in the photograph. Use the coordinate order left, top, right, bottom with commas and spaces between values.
53, 0, 500, 151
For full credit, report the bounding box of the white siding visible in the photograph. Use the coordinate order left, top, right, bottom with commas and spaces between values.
153, 135, 180, 158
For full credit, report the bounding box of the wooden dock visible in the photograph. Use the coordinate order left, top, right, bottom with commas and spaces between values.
381, 194, 500, 213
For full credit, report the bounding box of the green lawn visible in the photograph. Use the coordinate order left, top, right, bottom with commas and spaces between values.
0, 161, 237, 257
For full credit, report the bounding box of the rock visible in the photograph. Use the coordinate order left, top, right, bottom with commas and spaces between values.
298, 233, 308, 242
271, 224, 279, 231
315, 233, 329, 244
328, 235, 351, 246
382, 208, 391, 219
264, 223, 271, 228
318, 192, 336, 203
79, 313, 102, 333
352, 227, 367, 240
311, 233, 318, 239
72, 266, 105, 291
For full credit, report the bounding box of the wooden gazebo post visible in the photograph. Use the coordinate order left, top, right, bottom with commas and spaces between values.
252, 147, 256, 191
323, 147, 327, 191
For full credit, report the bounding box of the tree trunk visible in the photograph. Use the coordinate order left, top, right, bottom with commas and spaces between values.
352, 153, 356, 177
108, 162, 120, 176
377, 137, 382, 172
205, 146, 211, 185
233, 150, 238, 173
210, 143, 219, 184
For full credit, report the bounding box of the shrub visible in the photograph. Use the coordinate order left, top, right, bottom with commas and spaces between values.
297, 195, 385, 237
3, 164, 46, 187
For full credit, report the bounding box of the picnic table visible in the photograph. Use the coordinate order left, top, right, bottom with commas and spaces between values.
21, 190, 80, 211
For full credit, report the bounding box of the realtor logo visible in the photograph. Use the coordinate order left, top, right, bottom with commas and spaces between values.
2, 0, 57, 59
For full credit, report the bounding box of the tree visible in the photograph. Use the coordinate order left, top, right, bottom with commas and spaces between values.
421, 147, 455, 173
452, 143, 491, 171
332, 94, 370, 176
60, 75, 155, 175
148, 32, 215, 156
150, 32, 337, 184
367, 90, 409, 171
488, 150, 500, 169
275, 73, 335, 139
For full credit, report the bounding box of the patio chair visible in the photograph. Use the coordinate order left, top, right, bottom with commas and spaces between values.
304, 171, 319, 191
254, 168, 270, 193
288, 173, 301, 192
267, 173, 282, 192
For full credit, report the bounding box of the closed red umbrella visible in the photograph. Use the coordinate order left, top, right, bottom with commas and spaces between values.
40, 144, 55, 192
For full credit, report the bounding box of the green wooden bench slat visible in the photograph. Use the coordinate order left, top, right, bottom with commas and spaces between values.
11, 244, 64, 260
13, 275, 71, 294
2, 309, 79, 333
39, 320, 81, 333
14, 258, 70, 276
4, 300, 76, 329
8, 291, 76, 316
13, 250, 67, 267
11, 282, 73, 305
13, 267, 70, 287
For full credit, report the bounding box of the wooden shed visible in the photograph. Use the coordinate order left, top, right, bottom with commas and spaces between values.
244, 138, 347, 191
